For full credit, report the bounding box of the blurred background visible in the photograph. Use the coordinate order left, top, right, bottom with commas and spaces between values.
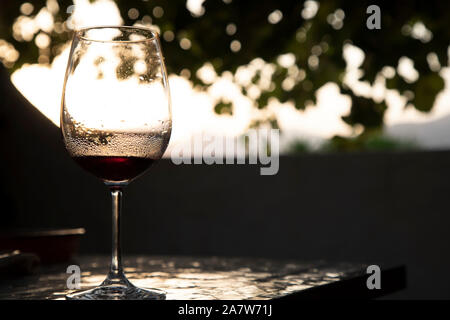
1, 0, 450, 298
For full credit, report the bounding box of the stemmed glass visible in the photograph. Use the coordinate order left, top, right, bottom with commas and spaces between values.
61, 26, 171, 299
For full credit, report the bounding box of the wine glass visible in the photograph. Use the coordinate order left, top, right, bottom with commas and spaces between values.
61, 26, 171, 300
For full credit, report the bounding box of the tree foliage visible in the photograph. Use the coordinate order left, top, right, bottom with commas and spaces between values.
0, 0, 448, 150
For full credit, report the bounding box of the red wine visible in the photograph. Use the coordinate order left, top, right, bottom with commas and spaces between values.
73, 156, 155, 182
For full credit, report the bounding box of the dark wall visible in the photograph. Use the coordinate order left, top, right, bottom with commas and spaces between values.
1, 66, 449, 299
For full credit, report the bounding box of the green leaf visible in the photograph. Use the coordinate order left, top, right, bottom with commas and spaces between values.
214, 101, 233, 115
412, 72, 444, 112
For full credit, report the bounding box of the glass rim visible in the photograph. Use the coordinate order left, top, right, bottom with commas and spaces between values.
76, 25, 159, 44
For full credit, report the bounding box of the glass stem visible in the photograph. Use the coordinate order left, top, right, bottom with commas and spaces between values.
110, 188, 123, 277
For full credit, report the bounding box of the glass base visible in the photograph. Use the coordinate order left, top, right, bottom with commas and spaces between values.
66, 271, 166, 300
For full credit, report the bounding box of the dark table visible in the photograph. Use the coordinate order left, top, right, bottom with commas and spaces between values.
0, 256, 406, 299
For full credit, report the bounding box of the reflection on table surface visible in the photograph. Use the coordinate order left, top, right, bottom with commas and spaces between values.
0, 255, 372, 300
